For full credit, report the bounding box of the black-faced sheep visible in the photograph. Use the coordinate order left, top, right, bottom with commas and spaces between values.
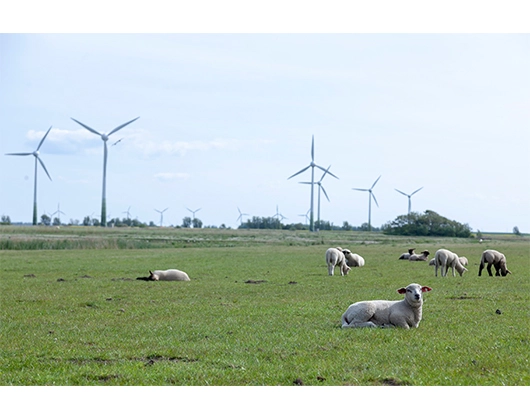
478, 250, 511, 277
137, 269, 191, 281
409, 250, 430, 261
325, 247, 351, 276
341, 283, 432, 329
342, 249, 365, 267
398, 248, 416, 260
434, 249, 467, 277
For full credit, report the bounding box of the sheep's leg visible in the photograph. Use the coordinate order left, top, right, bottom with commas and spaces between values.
342, 321, 378, 328
478, 262, 485, 276
486, 263, 494, 277
328, 264, 334, 276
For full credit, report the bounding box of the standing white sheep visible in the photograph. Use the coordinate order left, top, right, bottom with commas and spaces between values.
342, 249, 365, 267
478, 250, 512, 277
341, 283, 432, 329
325, 247, 351, 276
434, 249, 467, 277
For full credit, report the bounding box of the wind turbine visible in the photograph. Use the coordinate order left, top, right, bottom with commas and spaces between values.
299, 165, 332, 230
236, 207, 249, 225
155, 208, 168, 227
352, 175, 381, 231
51, 203, 66, 225
187, 207, 201, 219
5, 126, 53, 225
395, 187, 423, 214
123, 206, 132, 219
298, 209, 310, 225
288, 135, 338, 232
71, 116, 140, 227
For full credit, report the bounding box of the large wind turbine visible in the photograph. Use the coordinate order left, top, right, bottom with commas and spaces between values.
5, 126, 53, 225
288, 136, 338, 232
299, 165, 332, 229
71, 116, 140, 227
352, 175, 381, 231
395, 187, 423, 214
155, 208, 168, 227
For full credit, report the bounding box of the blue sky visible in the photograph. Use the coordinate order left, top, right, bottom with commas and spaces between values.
1, 11, 529, 232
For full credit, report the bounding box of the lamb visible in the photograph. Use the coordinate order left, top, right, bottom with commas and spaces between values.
137, 269, 190, 281
478, 250, 512, 277
325, 247, 351, 276
398, 248, 416, 260
342, 249, 365, 267
409, 250, 430, 261
434, 249, 468, 277
341, 283, 432, 329
429, 256, 468, 266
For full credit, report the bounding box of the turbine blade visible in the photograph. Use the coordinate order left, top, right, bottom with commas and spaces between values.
371, 192, 379, 207
319, 165, 331, 182
163, 208, 168, 212
107, 117, 140, 136
71, 118, 102, 136
37, 156, 52, 181
321, 185, 330, 202
352, 188, 368, 192
288, 165, 311, 179
411, 186, 424, 196
5, 152, 32, 156
36, 126, 53, 151
315, 165, 339, 179
395, 189, 407, 196
299, 181, 312, 185
371, 175, 382, 189
311, 135, 314, 162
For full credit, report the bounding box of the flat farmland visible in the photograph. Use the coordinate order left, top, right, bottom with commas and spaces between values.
1, 226, 528, 385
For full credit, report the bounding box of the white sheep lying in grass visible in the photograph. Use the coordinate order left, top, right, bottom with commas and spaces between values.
341, 283, 432, 329
325, 247, 351, 276
478, 250, 512, 277
342, 249, 365, 267
409, 250, 430, 261
434, 249, 467, 277
398, 248, 416, 260
140, 269, 190, 281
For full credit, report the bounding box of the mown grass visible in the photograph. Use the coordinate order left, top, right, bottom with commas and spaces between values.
0, 227, 528, 385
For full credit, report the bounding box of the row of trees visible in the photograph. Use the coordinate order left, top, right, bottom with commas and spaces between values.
0, 211, 523, 238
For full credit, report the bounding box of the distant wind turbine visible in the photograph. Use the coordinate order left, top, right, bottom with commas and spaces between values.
155, 208, 168, 227
236, 207, 249, 224
288, 135, 338, 232
71, 116, 140, 227
298, 209, 310, 224
187, 207, 201, 219
273, 205, 287, 221
123, 206, 132, 219
395, 187, 424, 214
352, 175, 381, 231
51, 203, 66, 225
299, 165, 332, 229
5, 126, 53, 225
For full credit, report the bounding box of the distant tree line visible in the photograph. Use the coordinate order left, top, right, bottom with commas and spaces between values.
381, 210, 472, 237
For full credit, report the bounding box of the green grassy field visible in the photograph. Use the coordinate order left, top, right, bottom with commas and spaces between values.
1, 226, 528, 385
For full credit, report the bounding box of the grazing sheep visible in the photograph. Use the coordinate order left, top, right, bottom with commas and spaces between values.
398, 248, 416, 260
141, 269, 191, 281
459, 256, 469, 266
409, 250, 430, 261
325, 247, 351, 276
341, 283, 432, 329
434, 249, 467, 277
342, 249, 365, 267
478, 250, 512, 277
428, 258, 435, 266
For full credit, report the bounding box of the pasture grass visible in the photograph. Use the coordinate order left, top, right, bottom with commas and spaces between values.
0, 227, 529, 385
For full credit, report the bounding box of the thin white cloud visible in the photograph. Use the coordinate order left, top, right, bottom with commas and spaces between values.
154, 172, 191, 182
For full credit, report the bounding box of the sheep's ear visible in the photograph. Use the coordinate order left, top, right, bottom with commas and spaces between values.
421, 286, 433, 293
149, 270, 153, 275
507, 269, 512, 275
397, 288, 407, 294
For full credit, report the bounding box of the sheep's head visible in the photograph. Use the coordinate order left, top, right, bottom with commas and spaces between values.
421, 250, 430, 257
398, 283, 432, 306
341, 264, 351, 276
497, 262, 512, 277
148, 270, 159, 281
342, 248, 351, 257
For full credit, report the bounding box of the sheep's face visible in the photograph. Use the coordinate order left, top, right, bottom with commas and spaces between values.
398, 284, 432, 304
498, 263, 512, 277
342, 249, 352, 257
148, 271, 159, 281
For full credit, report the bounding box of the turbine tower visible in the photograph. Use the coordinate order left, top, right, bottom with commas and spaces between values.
155, 208, 168, 227
299, 165, 332, 230
352, 175, 381, 231
288, 135, 338, 232
395, 187, 423, 214
71, 116, 140, 227
5, 126, 53, 225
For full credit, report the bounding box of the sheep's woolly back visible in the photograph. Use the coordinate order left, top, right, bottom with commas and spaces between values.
150, 269, 190, 281
434, 249, 467, 276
